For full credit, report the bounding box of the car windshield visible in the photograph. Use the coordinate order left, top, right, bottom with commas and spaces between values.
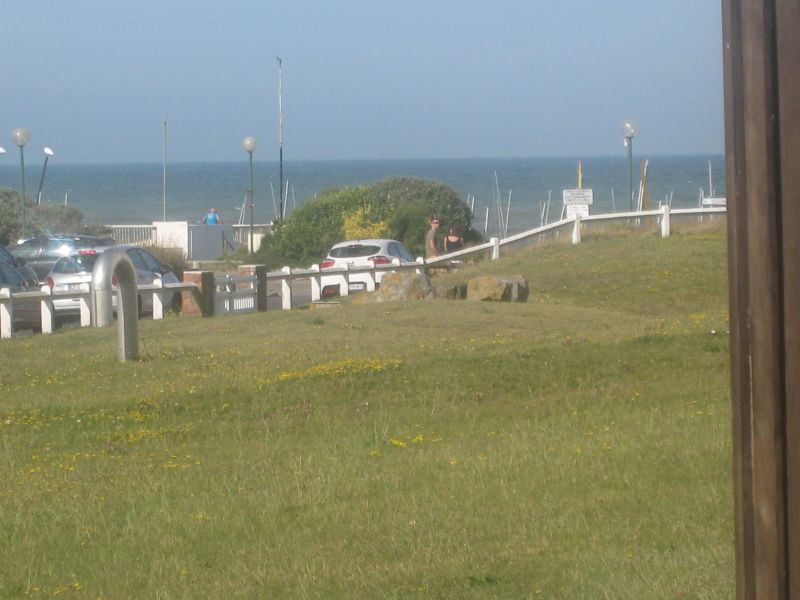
330, 245, 381, 258
54, 254, 101, 274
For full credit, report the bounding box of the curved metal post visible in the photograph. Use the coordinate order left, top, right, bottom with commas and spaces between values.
92, 248, 139, 361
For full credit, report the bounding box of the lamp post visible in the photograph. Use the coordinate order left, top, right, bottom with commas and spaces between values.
277, 56, 284, 222
242, 136, 258, 254
11, 128, 31, 239
37, 147, 55, 205
620, 120, 637, 212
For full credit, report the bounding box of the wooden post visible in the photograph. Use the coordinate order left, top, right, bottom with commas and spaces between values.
723, 0, 800, 597
571, 215, 582, 245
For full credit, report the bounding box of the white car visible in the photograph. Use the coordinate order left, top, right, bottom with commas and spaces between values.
319, 239, 416, 298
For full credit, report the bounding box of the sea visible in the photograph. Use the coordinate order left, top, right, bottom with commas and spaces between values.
0, 155, 725, 238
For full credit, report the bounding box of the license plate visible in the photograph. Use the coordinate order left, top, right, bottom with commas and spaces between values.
348, 282, 365, 292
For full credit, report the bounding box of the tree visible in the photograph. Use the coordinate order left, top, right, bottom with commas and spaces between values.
254, 177, 478, 267
0, 187, 88, 245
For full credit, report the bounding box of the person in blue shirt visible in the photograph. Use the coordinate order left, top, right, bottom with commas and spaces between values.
202, 207, 221, 224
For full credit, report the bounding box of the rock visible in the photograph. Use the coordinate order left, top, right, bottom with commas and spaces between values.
466, 275, 529, 302
374, 272, 435, 301
433, 282, 467, 300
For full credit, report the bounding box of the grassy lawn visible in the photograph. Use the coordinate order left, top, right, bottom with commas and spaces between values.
0, 225, 733, 598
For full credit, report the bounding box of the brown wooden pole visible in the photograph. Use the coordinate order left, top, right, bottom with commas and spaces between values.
776, 0, 800, 596
723, 0, 799, 597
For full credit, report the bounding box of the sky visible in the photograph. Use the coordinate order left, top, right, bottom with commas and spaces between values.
1, 1, 725, 165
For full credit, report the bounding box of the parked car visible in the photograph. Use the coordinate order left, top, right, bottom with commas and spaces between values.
319, 239, 416, 298
0, 245, 38, 287
7, 234, 117, 281
45, 246, 181, 321
0, 261, 40, 330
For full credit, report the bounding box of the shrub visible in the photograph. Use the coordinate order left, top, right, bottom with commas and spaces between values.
0, 187, 90, 245
255, 177, 479, 267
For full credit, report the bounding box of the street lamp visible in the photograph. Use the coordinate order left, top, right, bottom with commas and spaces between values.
620, 120, 637, 212
242, 136, 258, 254
37, 147, 55, 205
11, 128, 31, 239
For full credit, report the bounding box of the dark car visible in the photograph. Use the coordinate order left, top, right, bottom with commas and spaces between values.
7, 234, 116, 280
0, 245, 38, 287
0, 261, 40, 330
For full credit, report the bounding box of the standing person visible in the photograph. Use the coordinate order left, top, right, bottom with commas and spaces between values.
426, 216, 441, 258
202, 207, 222, 224
444, 225, 464, 253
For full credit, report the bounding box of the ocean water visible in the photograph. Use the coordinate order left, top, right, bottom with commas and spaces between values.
0, 155, 725, 237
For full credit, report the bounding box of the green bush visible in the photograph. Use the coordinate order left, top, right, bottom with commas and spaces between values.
255, 177, 479, 267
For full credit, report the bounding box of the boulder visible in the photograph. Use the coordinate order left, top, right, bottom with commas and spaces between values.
433, 282, 467, 300
374, 272, 435, 301
466, 275, 529, 302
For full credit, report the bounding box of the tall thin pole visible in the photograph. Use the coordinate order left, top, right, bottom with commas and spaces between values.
19, 146, 27, 239
163, 117, 167, 221
626, 137, 633, 211
277, 56, 284, 222
36, 154, 50, 205
248, 150, 254, 254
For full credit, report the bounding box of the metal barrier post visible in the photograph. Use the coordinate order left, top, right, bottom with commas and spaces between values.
91, 248, 139, 361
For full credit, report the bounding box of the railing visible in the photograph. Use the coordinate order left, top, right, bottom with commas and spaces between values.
108, 224, 156, 246
0, 281, 200, 339
107, 223, 272, 248
1, 205, 726, 338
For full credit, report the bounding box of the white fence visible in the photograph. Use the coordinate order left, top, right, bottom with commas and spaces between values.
0, 281, 200, 339
1, 205, 726, 338
108, 224, 272, 249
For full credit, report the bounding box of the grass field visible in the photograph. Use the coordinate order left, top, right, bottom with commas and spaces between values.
0, 223, 733, 598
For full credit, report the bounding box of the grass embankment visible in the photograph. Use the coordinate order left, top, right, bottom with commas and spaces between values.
0, 226, 732, 598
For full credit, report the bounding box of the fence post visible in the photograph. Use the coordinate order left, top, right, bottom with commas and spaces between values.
661, 204, 671, 237
1, 289, 13, 339
490, 237, 500, 260
340, 264, 351, 297
309, 264, 322, 301
40, 287, 54, 333
572, 215, 582, 244
281, 266, 293, 310
152, 279, 165, 320
255, 265, 268, 311
79, 293, 91, 327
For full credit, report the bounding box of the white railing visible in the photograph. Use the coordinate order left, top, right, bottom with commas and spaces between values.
0, 281, 200, 339
107, 223, 272, 247
108, 224, 156, 246
2, 205, 726, 338
267, 259, 427, 309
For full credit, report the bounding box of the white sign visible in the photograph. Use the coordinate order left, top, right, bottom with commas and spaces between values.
562, 189, 594, 206
566, 204, 590, 219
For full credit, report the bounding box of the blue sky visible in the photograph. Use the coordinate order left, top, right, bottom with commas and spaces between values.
2, 1, 724, 165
